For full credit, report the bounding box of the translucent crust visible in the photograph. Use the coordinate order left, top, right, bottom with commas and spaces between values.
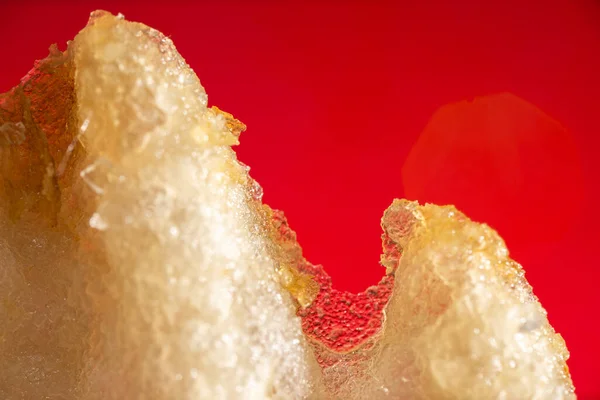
0, 10, 574, 400
0, 11, 322, 400
306, 200, 575, 399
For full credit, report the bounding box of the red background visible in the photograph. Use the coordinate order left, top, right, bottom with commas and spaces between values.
1, 1, 599, 397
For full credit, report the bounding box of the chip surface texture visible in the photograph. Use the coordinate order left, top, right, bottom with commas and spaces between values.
0, 10, 575, 400
0, 11, 323, 400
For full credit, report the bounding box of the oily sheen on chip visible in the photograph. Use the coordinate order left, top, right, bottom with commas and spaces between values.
0, 11, 575, 400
